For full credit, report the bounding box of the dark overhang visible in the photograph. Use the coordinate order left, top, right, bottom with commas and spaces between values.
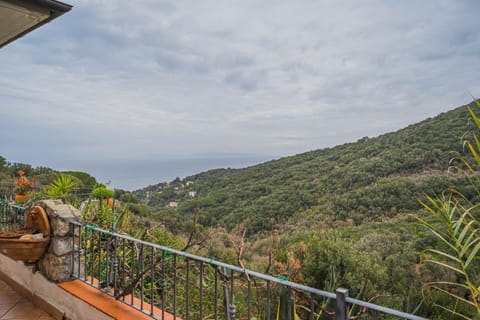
0, 0, 72, 48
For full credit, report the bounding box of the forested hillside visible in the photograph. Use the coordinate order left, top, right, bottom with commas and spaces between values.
137, 102, 476, 236
2, 101, 479, 318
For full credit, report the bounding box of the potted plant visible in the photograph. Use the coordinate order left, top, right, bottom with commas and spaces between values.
14, 170, 31, 203
93, 185, 114, 207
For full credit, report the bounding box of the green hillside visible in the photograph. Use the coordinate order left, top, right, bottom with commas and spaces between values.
1, 101, 478, 318
138, 102, 477, 236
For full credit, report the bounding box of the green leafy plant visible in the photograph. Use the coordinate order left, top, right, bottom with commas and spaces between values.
416, 99, 480, 319
93, 185, 114, 199
45, 174, 78, 198
81, 198, 130, 231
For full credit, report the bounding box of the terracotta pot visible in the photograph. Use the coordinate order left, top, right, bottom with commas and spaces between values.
14, 194, 28, 203
102, 197, 114, 208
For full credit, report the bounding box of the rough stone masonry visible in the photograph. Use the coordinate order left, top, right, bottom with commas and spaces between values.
35, 200, 82, 282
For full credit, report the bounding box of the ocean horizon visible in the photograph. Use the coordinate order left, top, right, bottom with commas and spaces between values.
47, 156, 275, 191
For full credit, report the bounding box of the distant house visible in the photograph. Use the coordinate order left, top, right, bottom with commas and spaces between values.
186, 181, 194, 186
188, 191, 197, 198
169, 201, 178, 208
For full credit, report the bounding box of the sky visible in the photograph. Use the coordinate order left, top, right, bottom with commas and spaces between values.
1, 1, 480, 171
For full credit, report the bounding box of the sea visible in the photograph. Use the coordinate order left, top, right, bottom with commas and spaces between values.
47, 156, 274, 191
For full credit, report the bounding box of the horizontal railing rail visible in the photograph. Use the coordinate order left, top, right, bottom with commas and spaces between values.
70, 221, 428, 320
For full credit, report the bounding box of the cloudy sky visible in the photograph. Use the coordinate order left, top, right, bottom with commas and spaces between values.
1, 1, 480, 171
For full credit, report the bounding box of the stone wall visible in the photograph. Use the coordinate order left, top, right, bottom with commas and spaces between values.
36, 200, 83, 282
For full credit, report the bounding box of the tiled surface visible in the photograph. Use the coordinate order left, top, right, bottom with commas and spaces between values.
0, 280, 54, 320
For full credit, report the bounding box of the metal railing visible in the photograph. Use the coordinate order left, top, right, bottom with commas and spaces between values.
55, 187, 95, 205
0, 182, 16, 201
0, 200, 26, 229
0, 182, 93, 204
70, 222, 428, 320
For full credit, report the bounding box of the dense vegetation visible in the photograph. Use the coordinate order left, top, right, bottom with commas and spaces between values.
136, 103, 475, 236
2, 100, 479, 318
128, 101, 479, 319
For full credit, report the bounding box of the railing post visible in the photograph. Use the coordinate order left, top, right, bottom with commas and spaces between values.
336, 288, 349, 320
70, 222, 75, 278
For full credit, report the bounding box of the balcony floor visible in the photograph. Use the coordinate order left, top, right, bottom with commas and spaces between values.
0, 279, 54, 320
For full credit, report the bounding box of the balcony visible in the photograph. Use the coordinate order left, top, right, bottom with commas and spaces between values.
0, 200, 427, 320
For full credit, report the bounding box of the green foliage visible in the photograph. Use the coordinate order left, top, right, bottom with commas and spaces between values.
93, 185, 114, 199
44, 174, 78, 198
62, 171, 97, 187
260, 221, 431, 318
114, 189, 138, 203
416, 99, 480, 319
145, 228, 185, 250
135, 102, 474, 236
417, 195, 480, 318
81, 199, 130, 231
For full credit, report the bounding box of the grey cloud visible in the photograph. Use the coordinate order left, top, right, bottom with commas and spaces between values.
223, 69, 267, 92
1, 0, 480, 165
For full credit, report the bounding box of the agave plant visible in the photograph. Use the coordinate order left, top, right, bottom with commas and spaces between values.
416, 99, 480, 319
45, 174, 78, 199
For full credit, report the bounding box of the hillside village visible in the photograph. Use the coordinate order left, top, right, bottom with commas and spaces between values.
136, 179, 197, 209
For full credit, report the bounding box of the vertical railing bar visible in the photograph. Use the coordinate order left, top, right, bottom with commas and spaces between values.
199, 261, 203, 320
90, 229, 95, 285
105, 231, 111, 292
214, 266, 218, 320
287, 286, 292, 320
162, 250, 166, 320
71, 223, 76, 277
222, 267, 229, 320
83, 225, 88, 281
121, 237, 126, 302
150, 246, 155, 317
140, 243, 145, 311
150, 246, 155, 316
97, 230, 102, 289
130, 241, 135, 306
112, 234, 118, 296
247, 278, 251, 320
77, 224, 81, 277
310, 294, 315, 320
336, 288, 349, 320
230, 269, 235, 320
173, 254, 177, 320
186, 258, 190, 320
6, 204, 10, 225
266, 280, 271, 320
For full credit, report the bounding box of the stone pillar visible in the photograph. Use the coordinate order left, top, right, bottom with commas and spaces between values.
35, 200, 82, 282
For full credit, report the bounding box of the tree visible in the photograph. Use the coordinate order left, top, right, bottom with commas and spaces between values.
0, 156, 6, 172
